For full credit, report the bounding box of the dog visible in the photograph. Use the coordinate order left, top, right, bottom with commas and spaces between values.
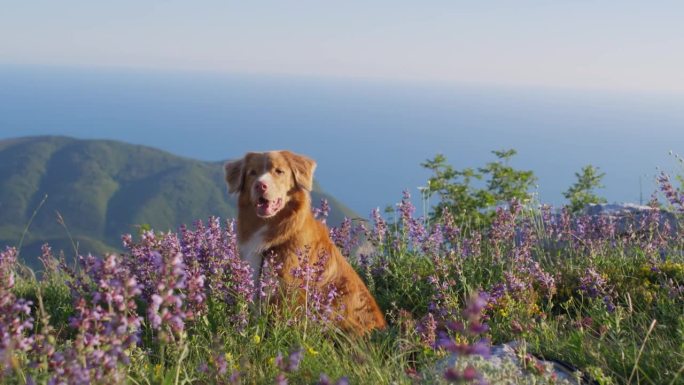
224, 150, 387, 334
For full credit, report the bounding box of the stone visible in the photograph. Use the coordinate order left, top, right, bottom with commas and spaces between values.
430, 341, 587, 384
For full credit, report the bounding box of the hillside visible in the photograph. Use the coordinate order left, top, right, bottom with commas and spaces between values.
0, 136, 357, 267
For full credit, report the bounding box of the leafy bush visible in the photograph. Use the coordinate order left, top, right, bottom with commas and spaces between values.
563, 165, 607, 213
422, 149, 537, 227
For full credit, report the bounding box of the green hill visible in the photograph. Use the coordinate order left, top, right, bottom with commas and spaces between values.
0, 136, 357, 268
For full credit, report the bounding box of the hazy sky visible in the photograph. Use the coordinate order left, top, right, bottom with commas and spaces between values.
2, 0, 683, 92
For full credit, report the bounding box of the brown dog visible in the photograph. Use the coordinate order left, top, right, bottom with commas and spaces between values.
224, 150, 386, 334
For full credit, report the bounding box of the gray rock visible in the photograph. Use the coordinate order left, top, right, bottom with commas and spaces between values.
430, 341, 585, 385
584, 202, 679, 236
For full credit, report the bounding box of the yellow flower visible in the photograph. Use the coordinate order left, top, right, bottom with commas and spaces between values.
224, 352, 234, 362
530, 303, 540, 315
306, 345, 319, 356
453, 334, 467, 344
154, 363, 163, 378
253, 334, 262, 344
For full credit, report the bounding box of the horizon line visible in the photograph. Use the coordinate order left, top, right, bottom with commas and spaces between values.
3, 61, 684, 98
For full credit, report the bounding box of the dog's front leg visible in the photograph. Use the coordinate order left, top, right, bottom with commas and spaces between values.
238, 227, 267, 298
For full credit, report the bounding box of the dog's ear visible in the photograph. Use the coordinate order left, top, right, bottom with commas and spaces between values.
284, 151, 317, 191
224, 158, 245, 193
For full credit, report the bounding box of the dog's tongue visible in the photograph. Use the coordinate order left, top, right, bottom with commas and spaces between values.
256, 197, 281, 217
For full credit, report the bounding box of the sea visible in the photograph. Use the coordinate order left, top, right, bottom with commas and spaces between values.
1, 65, 683, 216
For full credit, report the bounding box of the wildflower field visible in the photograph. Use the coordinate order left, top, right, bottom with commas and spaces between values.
1, 163, 684, 385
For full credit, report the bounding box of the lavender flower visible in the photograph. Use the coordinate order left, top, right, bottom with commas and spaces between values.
417, 313, 437, 347
637, 198, 668, 257
572, 214, 590, 249
274, 347, 305, 384
330, 218, 363, 257
421, 224, 445, 257
461, 232, 482, 259
185, 262, 206, 320
397, 190, 427, 248
313, 198, 330, 223
436, 293, 491, 355
578, 268, 607, 299
259, 252, 283, 300
290, 250, 342, 325
436, 293, 491, 383
488, 202, 519, 261
368, 208, 388, 247
39, 243, 59, 274
444, 364, 485, 384
427, 258, 458, 319
317, 373, 350, 385
440, 207, 461, 247
147, 251, 186, 342
557, 207, 573, 243
0, 247, 35, 374
578, 268, 615, 312
51, 253, 142, 384
540, 204, 554, 240
658, 172, 684, 212
123, 218, 255, 329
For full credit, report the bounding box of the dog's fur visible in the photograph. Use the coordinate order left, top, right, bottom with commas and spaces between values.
225, 150, 386, 334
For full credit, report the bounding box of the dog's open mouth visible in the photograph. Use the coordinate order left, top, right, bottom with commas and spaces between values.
255, 196, 283, 217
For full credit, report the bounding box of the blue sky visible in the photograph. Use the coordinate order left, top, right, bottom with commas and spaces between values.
2, 0, 683, 92
1, 2, 683, 213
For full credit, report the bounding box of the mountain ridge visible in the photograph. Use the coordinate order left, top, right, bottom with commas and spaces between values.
0, 136, 357, 268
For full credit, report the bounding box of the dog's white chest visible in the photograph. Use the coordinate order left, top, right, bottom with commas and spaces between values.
239, 226, 267, 290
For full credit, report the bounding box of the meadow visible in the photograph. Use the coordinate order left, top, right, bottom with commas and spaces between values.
1, 162, 684, 385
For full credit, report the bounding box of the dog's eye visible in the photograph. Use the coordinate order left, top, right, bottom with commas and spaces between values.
275, 168, 284, 175
248, 170, 257, 176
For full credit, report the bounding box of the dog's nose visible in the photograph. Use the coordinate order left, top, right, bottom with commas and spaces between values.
256, 181, 268, 192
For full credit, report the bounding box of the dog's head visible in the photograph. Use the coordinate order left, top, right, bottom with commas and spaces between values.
225, 151, 317, 218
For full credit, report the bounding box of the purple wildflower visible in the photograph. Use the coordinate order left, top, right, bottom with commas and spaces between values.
417, 313, 438, 347
290, 250, 342, 325
658, 172, 684, 212
330, 217, 363, 257
578, 268, 615, 312
286, 347, 304, 372
422, 224, 445, 257
39, 243, 59, 274
147, 251, 187, 342
185, 262, 206, 320
557, 207, 573, 243
259, 252, 283, 300
0, 247, 35, 374
397, 190, 427, 248
489, 202, 519, 261
274, 346, 305, 384
313, 198, 330, 223
317, 374, 350, 385
440, 207, 461, 247
368, 208, 388, 247
124, 218, 255, 329
435, 293, 491, 383
51, 253, 142, 384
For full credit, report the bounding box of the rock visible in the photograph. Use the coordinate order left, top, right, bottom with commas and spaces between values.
430, 341, 588, 385
584, 203, 679, 236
